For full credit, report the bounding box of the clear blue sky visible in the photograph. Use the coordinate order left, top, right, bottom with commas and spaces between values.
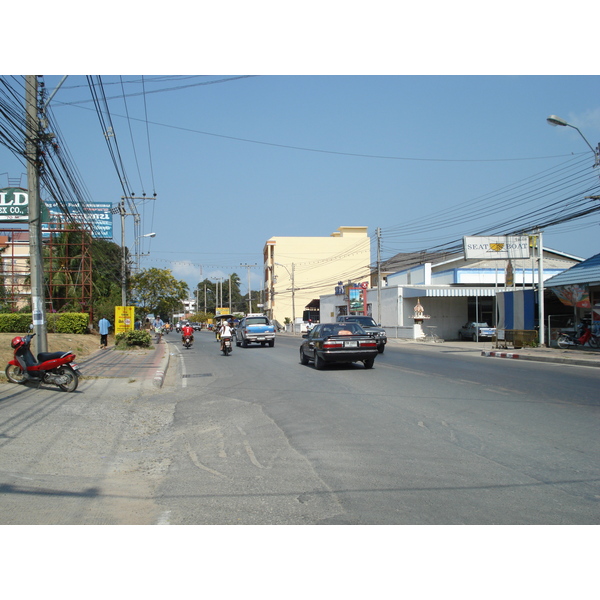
3, 11, 600, 296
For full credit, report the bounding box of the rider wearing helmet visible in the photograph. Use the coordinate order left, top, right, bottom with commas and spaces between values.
219, 320, 233, 351
181, 323, 194, 343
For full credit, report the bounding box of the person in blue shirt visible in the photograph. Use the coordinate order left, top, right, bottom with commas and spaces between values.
153, 316, 165, 343
98, 316, 111, 349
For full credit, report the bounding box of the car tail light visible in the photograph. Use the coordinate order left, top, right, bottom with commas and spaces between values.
323, 341, 343, 349
359, 340, 377, 348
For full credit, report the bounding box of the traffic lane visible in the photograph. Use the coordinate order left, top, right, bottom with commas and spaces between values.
377, 341, 600, 407
255, 336, 600, 523
157, 332, 345, 524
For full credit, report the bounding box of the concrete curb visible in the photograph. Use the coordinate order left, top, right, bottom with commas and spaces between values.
481, 349, 600, 368
482, 351, 521, 359
152, 342, 171, 388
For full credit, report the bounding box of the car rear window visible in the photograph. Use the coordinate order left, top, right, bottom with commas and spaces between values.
247, 317, 269, 325
322, 324, 364, 336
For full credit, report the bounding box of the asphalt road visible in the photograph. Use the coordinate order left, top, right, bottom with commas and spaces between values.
1, 330, 598, 525
154, 331, 600, 525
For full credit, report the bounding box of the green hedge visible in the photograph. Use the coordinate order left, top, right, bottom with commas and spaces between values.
0, 313, 90, 334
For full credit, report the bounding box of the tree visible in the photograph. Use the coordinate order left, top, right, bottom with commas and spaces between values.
130, 267, 189, 317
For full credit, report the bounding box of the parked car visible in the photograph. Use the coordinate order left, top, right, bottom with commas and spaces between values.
336, 315, 387, 353
190, 322, 202, 331
458, 322, 496, 341
299, 322, 379, 369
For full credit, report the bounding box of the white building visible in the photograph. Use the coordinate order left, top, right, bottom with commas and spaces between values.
319, 247, 581, 340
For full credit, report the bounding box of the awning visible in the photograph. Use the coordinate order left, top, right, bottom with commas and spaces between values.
401, 286, 506, 298
305, 298, 320, 309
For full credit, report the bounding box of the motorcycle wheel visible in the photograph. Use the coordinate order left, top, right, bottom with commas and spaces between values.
589, 335, 599, 349
556, 334, 570, 349
5, 364, 27, 384
57, 366, 78, 392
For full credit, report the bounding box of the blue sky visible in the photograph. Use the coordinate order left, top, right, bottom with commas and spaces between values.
3, 10, 600, 297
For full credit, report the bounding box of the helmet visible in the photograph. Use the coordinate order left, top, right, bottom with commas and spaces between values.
11, 336, 23, 349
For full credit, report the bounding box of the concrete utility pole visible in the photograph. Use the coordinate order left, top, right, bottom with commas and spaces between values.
241, 263, 256, 313
26, 75, 47, 352
376, 227, 382, 325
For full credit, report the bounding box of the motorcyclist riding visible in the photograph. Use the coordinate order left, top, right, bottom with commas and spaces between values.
219, 320, 233, 352
181, 323, 194, 344
153, 316, 164, 343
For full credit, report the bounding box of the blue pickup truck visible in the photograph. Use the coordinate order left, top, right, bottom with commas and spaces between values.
235, 314, 276, 348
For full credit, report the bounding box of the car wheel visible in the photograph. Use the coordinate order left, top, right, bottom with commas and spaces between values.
242, 339, 248, 348
299, 348, 309, 365
268, 340, 275, 347
363, 357, 375, 369
458, 332, 463, 340
314, 354, 326, 370
377, 344, 384, 354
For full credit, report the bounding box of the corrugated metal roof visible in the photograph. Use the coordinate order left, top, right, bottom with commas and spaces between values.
544, 252, 600, 287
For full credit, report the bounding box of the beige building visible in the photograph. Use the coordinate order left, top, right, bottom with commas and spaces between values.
263, 226, 372, 327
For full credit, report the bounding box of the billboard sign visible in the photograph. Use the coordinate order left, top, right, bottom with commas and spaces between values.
463, 236, 530, 260
43, 200, 114, 239
0, 187, 32, 222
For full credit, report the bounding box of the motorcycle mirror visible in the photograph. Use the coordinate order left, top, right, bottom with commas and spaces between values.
29, 324, 34, 331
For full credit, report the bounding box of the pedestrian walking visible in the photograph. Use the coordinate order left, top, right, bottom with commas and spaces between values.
98, 316, 111, 349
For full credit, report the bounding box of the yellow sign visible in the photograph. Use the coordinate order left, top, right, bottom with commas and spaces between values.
115, 306, 135, 335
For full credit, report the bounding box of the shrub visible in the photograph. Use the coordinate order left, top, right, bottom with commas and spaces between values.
115, 330, 152, 349
0, 313, 90, 334
48, 313, 89, 334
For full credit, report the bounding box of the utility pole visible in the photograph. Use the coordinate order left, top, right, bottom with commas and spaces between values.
119, 195, 148, 305
120, 198, 127, 306
26, 75, 47, 352
241, 263, 256, 313
537, 229, 545, 347
376, 227, 382, 325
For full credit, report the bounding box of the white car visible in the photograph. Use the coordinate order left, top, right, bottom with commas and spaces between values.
458, 322, 496, 341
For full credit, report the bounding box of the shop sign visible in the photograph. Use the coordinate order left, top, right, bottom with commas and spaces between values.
463, 236, 530, 260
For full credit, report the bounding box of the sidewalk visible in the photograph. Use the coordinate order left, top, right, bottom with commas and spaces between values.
387, 337, 600, 368
80, 339, 171, 387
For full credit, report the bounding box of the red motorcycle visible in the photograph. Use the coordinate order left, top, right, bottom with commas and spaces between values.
5, 332, 80, 392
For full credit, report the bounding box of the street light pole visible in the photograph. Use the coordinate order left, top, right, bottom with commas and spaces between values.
547, 115, 600, 165
546, 114, 599, 346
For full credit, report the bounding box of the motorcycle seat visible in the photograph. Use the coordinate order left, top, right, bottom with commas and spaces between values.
37, 351, 71, 362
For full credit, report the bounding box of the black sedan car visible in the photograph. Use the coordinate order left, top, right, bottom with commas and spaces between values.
299, 322, 379, 369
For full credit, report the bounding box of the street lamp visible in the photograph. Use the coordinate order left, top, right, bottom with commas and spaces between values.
546, 115, 599, 165
135, 232, 156, 270
545, 114, 600, 347
275, 262, 296, 333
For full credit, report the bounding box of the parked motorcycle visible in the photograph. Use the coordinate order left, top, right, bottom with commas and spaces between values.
222, 337, 232, 356
557, 321, 599, 349
183, 335, 193, 349
5, 332, 80, 392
